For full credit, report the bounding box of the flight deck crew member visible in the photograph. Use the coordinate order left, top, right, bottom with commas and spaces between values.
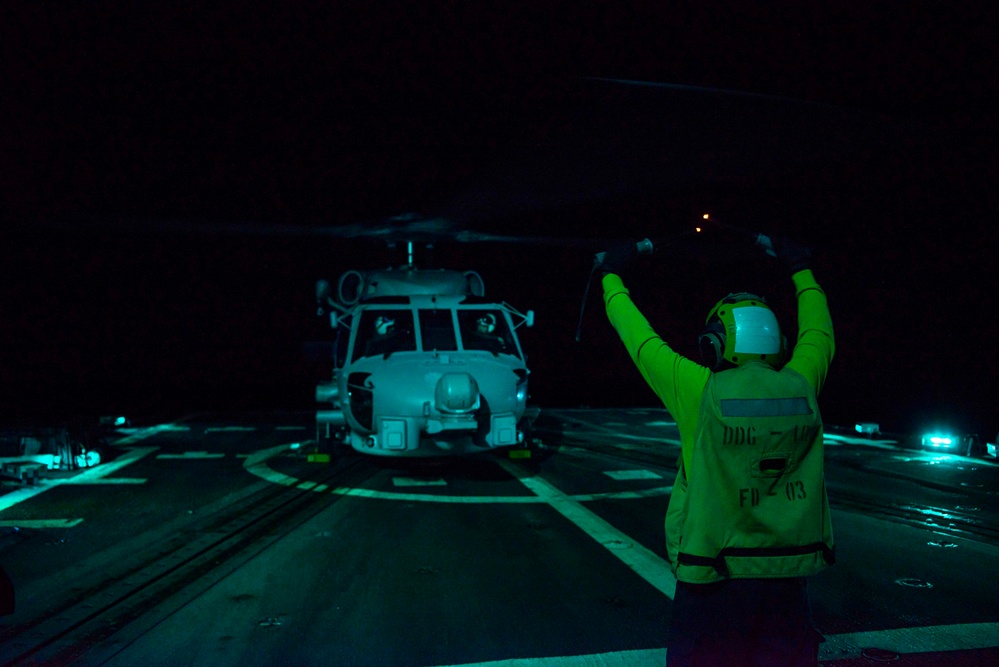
601, 235, 834, 666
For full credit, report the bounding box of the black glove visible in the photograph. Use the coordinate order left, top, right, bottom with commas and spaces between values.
757, 234, 812, 275
598, 241, 641, 275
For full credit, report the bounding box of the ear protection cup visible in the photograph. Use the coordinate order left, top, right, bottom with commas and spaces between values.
698, 320, 727, 370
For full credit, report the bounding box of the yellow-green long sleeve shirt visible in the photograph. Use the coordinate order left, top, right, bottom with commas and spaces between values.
603, 269, 834, 475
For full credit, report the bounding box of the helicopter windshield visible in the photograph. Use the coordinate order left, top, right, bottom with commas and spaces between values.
419, 309, 458, 352
458, 309, 516, 356
353, 309, 416, 360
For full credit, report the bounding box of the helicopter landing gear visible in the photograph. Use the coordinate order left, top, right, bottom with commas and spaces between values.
506, 415, 554, 462
314, 423, 346, 461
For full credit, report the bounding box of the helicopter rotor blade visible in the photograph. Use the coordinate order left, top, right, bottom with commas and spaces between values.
12, 76, 899, 250
32, 211, 619, 251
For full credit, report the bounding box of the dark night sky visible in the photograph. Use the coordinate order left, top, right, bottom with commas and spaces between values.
1, 2, 996, 438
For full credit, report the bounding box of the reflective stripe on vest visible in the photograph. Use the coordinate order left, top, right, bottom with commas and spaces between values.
720, 397, 813, 417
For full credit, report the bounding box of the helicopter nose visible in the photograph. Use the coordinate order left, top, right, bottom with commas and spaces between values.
435, 373, 481, 414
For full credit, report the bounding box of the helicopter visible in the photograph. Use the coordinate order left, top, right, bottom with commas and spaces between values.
313, 228, 540, 460
15, 77, 889, 463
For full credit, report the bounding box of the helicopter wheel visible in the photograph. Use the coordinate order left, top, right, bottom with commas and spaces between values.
506, 420, 555, 462
527, 436, 556, 462
315, 423, 343, 461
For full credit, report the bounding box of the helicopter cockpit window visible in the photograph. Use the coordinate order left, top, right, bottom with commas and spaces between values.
353, 309, 416, 360
419, 309, 458, 352
458, 309, 517, 356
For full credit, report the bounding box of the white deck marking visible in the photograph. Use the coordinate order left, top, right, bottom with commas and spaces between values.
604, 470, 662, 481
393, 477, 448, 487
243, 445, 302, 487
0, 446, 157, 513
0, 519, 84, 529
204, 426, 257, 433
554, 412, 680, 447
498, 459, 677, 600
821, 621, 999, 660
78, 446, 158, 477
438, 649, 665, 666
65, 478, 147, 485
112, 424, 189, 445
562, 430, 682, 447
275, 426, 308, 431
823, 433, 898, 449
243, 445, 672, 504
433, 622, 999, 665
156, 451, 225, 460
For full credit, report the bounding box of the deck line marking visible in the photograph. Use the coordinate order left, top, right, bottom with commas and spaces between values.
432, 621, 999, 666
552, 412, 680, 447
604, 470, 663, 481
326, 484, 671, 504
156, 452, 225, 460
561, 430, 682, 447
204, 426, 257, 433
243, 444, 302, 487
393, 477, 448, 487
0, 519, 84, 529
65, 478, 147, 485
498, 459, 677, 599
330, 488, 543, 503
823, 433, 898, 449
112, 424, 188, 445
0, 446, 157, 513
438, 649, 664, 666
820, 621, 999, 660
242, 446, 671, 504
71, 446, 158, 482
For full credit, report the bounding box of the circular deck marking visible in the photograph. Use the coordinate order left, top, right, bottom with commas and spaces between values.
243, 445, 673, 504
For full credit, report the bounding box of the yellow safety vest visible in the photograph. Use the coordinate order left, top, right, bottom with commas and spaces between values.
666, 361, 835, 583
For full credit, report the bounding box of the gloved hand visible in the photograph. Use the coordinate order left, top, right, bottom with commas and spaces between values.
756, 234, 812, 275
598, 241, 642, 275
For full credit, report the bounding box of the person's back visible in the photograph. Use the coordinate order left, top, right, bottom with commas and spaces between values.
600, 232, 833, 666
673, 360, 833, 583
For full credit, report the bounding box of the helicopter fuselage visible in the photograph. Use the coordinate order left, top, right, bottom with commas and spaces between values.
316, 270, 534, 458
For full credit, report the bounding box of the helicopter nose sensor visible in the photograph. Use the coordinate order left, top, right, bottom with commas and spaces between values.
435, 373, 481, 414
